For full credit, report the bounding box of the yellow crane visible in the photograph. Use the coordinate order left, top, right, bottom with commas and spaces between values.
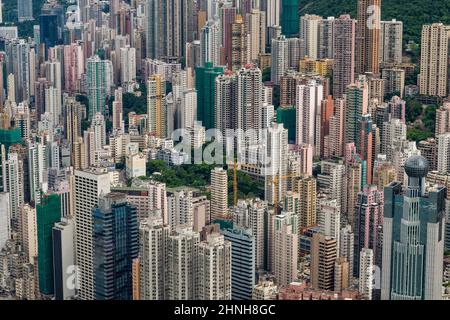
266, 173, 300, 214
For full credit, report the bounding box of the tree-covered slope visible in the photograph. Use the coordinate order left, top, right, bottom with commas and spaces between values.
300, 0, 450, 44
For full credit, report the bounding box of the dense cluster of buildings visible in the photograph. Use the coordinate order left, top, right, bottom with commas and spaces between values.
0, 0, 449, 301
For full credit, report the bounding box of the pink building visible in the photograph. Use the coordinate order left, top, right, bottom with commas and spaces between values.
64, 43, 84, 92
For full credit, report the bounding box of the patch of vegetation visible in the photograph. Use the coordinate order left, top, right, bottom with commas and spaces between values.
146, 160, 265, 205
300, 0, 450, 45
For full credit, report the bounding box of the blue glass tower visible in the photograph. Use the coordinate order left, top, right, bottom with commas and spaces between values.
222, 227, 255, 300
93, 193, 138, 300
382, 155, 446, 300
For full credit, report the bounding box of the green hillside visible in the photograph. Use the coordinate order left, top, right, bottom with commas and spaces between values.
300, 0, 450, 44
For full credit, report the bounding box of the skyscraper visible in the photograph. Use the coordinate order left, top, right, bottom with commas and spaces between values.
359, 248, 374, 300
17, 0, 33, 22
52, 217, 75, 300
311, 233, 337, 291
222, 227, 255, 300
92, 193, 138, 300
86, 56, 113, 118
75, 168, 111, 300
355, 0, 381, 76
354, 185, 383, 276
273, 211, 298, 286
280, 0, 299, 37
36, 194, 62, 295
139, 216, 170, 300
300, 14, 322, 60
382, 155, 445, 300
380, 19, 403, 65
195, 62, 224, 130
345, 76, 369, 145
231, 15, 247, 72
166, 226, 200, 299
200, 18, 221, 67
211, 167, 228, 221
195, 230, 231, 300
419, 23, 449, 97
333, 15, 356, 98
147, 74, 166, 138
270, 35, 289, 85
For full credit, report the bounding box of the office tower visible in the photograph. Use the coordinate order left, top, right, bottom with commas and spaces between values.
211, 167, 228, 221
74, 168, 111, 300
419, 24, 449, 97
200, 18, 221, 67
311, 233, 337, 290
40, 4, 64, 54
0, 193, 10, 250
359, 248, 374, 300
270, 35, 289, 85
299, 14, 321, 60
222, 227, 255, 300
147, 74, 166, 138
120, 46, 136, 88
266, 0, 280, 27
273, 211, 298, 286
86, 56, 113, 118
380, 19, 403, 64
292, 176, 317, 229
317, 198, 341, 254
345, 76, 369, 144
264, 122, 289, 205
231, 14, 247, 72
438, 133, 450, 173
280, 0, 299, 37
5, 39, 30, 102
139, 216, 170, 300
329, 98, 345, 157
247, 9, 266, 62
4, 152, 24, 232
166, 226, 200, 300
334, 257, 350, 292
52, 217, 75, 300
195, 230, 232, 300
318, 17, 335, 59
355, 0, 381, 76
36, 194, 61, 295
196, 62, 224, 130
382, 69, 405, 98
382, 155, 445, 300
92, 193, 138, 300
21, 204, 37, 264
17, 0, 33, 22
295, 80, 323, 151
354, 185, 383, 276
333, 15, 356, 98
233, 198, 266, 271
340, 225, 354, 278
